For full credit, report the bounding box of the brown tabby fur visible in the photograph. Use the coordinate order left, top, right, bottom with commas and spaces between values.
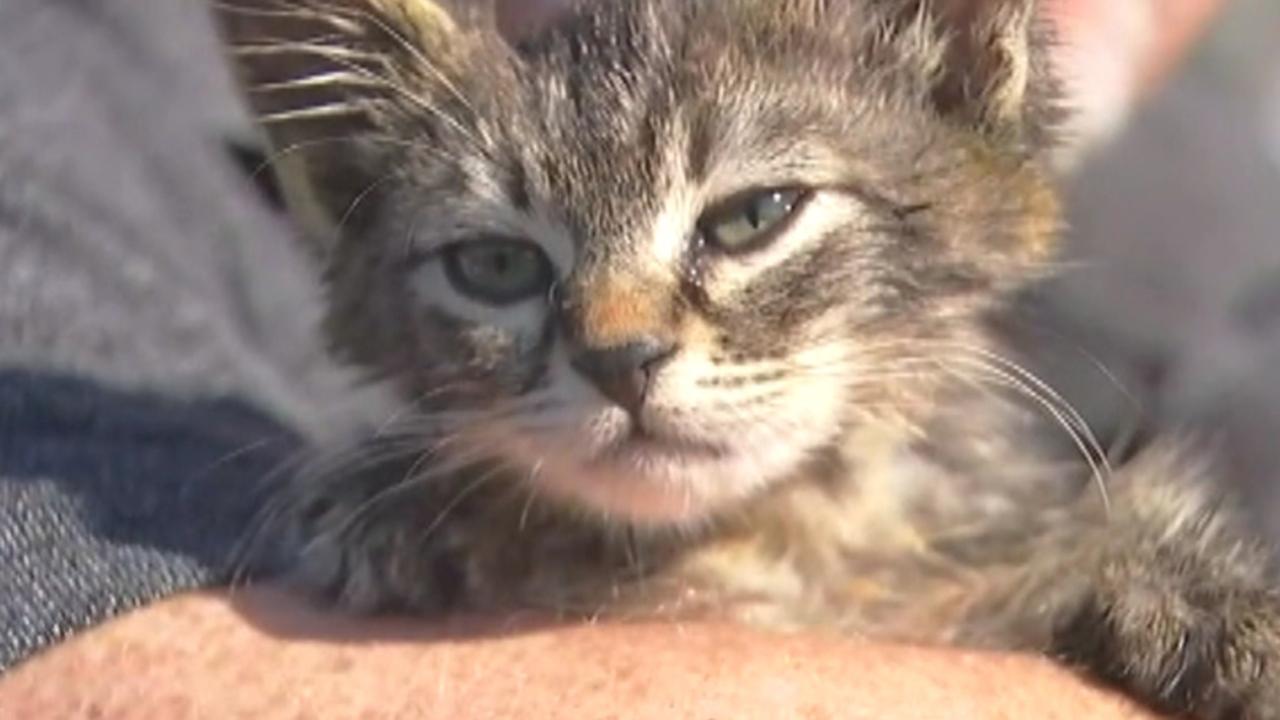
214, 0, 1280, 717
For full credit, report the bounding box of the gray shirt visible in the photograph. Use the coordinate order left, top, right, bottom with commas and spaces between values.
0, 0, 380, 670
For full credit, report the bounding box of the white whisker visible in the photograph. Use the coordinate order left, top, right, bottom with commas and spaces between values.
259, 102, 365, 124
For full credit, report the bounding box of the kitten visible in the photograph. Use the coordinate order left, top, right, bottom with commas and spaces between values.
214, 0, 1280, 716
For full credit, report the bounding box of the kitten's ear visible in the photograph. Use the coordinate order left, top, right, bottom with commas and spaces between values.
210, 0, 480, 251
893, 0, 1052, 141
932, 0, 1039, 129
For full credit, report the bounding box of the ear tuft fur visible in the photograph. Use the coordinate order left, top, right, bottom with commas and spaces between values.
880, 0, 1059, 146
735, 0, 1060, 148
210, 0, 479, 251
929, 0, 1039, 133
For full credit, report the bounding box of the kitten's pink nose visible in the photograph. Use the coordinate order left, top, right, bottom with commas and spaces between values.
571, 339, 675, 414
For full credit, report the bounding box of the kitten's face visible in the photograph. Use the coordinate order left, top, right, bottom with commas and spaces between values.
220, 0, 1061, 524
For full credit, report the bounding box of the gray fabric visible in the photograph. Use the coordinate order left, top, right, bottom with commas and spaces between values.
0, 0, 385, 670
0, 0, 381, 440
1036, 68, 1280, 537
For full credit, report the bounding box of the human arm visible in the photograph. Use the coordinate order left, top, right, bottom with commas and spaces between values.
1, 587, 1159, 720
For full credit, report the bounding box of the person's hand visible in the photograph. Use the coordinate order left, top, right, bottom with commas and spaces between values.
1048, 0, 1226, 94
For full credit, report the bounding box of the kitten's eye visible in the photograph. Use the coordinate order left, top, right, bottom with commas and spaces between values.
698, 188, 810, 253
441, 239, 553, 305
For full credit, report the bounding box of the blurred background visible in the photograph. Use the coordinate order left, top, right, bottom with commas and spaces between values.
1034, 0, 1280, 537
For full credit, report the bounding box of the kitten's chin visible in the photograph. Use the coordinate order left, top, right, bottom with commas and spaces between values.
500, 412, 811, 526
542, 450, 776, 526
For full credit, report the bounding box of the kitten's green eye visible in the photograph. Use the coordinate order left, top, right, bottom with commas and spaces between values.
441, 239, 553, 305
698, 188, 810, 253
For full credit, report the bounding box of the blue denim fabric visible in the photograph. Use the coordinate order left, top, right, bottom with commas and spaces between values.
0, 371, 300, 670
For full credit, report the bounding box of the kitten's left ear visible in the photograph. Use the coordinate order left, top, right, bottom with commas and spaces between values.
792, 0, 1056, 143
917, 0, 1054, 141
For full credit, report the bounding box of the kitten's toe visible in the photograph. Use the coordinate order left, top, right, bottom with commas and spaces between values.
283, 485, 466, 614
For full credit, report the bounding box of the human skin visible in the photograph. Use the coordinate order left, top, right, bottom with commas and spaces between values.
0, 0, 1226, 718
1046, 0, 1226, 92
1, 587, 1160, 720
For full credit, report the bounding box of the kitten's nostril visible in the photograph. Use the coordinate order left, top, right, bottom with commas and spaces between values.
570, 339, 676, 414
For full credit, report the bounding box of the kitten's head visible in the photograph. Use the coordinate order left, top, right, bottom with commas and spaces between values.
216, 0, 1063, 524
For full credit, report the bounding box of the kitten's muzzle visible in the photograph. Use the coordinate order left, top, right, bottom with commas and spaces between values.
569, 339, 676, 415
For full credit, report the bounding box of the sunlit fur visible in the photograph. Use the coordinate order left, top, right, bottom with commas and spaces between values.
218, 2, 1280, 717
219, 0, 1060, 523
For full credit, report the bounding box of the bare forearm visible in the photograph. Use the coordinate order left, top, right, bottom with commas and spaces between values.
1, 588, 1159, 720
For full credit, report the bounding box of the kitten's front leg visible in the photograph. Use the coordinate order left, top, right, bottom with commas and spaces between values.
1053, 545, 1280, 720
270, 451, 645, 618
273, 452, 478, 614
966, 444, 1280, 719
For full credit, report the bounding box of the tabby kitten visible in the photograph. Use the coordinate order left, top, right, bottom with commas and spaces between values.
214, 0, 1280, 716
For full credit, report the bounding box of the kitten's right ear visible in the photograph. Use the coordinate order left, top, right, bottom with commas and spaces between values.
210, 0, 479, 252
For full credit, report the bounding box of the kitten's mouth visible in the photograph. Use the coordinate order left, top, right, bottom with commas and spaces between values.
599, 426, 728, 463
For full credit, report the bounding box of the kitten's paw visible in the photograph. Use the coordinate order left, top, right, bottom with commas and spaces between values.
280, 471, 469, 614
1055, 582, 1280, 719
